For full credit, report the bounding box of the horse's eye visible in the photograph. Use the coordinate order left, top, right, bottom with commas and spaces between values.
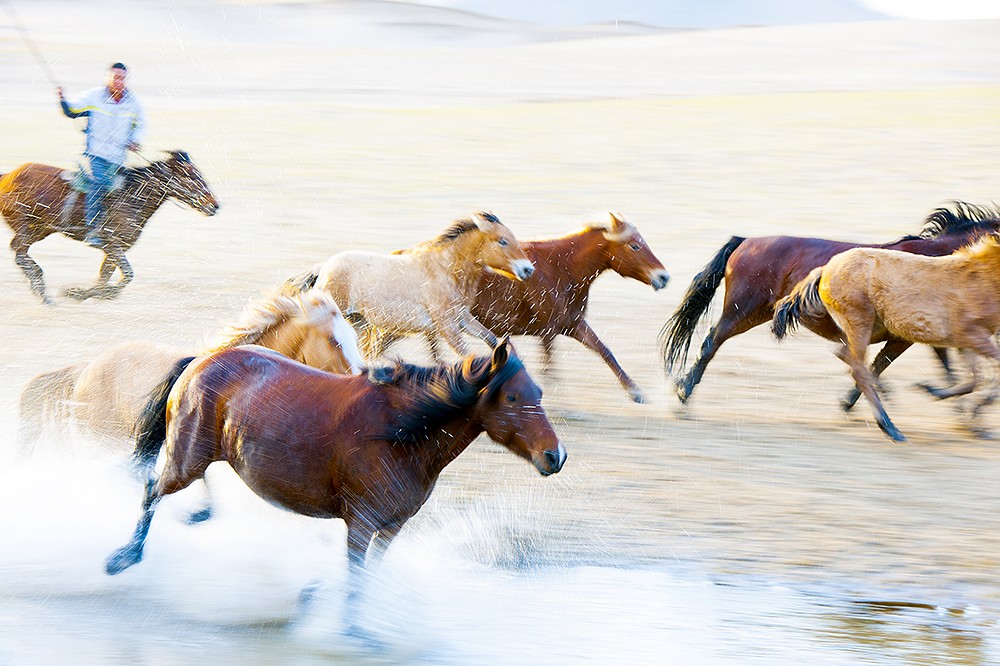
629, 242, 641, 251
505, 393, 517, 403
498, 238, 508, 247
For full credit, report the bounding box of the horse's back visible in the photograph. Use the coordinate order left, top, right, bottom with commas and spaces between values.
317, 250, 434, 327
74, 341, 183, 442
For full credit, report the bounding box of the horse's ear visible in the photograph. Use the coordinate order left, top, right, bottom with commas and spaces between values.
490, 337, 510, 371
368, 365, 399, 385
472, 210, 500, 231
609, 211, 626, 229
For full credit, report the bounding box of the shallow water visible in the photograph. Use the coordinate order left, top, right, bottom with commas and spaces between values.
1, 430, 997, 666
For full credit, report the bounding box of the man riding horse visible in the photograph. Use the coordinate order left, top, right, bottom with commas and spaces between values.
57, 62, 145, 248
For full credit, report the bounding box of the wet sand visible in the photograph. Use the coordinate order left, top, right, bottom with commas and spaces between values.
1, 3, 1000, 664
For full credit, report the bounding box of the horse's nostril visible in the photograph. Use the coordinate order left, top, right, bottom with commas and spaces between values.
522, 264, 535, 277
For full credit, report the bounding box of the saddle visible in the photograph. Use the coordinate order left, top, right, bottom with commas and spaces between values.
60, 162, 127, 226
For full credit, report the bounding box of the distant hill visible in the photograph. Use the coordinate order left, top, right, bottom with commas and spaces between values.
423, 0, 886, 28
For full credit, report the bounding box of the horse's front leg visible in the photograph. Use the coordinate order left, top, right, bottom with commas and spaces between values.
433, 316, 472, 358
65, 248, 134, 301
567, 320, 644, 403
342, 518, 403, 640
457, 311, 499, 349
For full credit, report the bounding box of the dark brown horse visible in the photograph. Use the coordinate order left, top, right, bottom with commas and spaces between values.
661, 202, 1000, 408
468, 212, 670, 403
0, 151, 219, 304
105, 340, 565, 629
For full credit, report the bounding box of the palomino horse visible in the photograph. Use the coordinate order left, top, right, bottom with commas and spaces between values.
467, 212, 669, 403
773, 235, 1000, 442
18, 289, 364, 453
105, 341, 566, 630
283, 211, 534, 360
661, 202, 1000, 407
0, 151, 219, 304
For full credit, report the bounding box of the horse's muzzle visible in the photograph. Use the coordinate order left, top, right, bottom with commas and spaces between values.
512, 260, 535, 281
536, 442, 567, 476
649, 269, 670, 291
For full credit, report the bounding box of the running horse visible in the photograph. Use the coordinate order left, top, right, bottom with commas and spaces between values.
105, 340, 566, 629
0, 151, 219, 304
773, 234, 1000, 442
283, 211, 535, 360
661, 202, 1000, 408
18, 289, 364, 453
467, 212, 670, 403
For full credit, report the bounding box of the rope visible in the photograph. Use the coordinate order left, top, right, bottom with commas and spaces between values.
2, 0, 60, 88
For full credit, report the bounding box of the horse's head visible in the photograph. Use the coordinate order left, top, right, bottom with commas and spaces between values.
470, 211, 535, 282
156, 150, 220, 216
599, 212, 670, 290
292, 290, 365, 375
474, 339, 566, 476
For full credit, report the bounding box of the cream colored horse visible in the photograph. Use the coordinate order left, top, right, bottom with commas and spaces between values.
283, 211, 535, 361
18, 289, 364, 453
773, 235, 1000, 441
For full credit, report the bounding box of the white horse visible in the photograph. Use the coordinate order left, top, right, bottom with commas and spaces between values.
283, 211, 535, 361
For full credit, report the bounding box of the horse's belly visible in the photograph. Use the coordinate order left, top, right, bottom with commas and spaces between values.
229, 454, 342, 519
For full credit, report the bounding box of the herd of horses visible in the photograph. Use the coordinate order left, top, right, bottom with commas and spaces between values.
3, 151, 999, 631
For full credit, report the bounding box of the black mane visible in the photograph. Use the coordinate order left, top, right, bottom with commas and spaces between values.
373, 353, 523, 444
919, 201, 1000, 238
432, 211, 500, 244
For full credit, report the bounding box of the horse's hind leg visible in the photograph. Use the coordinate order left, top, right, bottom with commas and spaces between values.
841, 339, 913, 411
11, 237, 51, 305
836, 336, 906, 442
676, 307, 768, 404
106, 475, 161, 575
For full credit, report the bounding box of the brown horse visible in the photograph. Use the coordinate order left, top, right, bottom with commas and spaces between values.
773, 235, 1000, 442
18, 289, 363, 453
661, 202, 1000, 408
283, 211, 534, 360
105, 340, 565, 629
468, 212, 670, 403
0, 151, 219, 304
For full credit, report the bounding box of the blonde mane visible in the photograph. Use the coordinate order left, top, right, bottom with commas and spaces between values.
203, 289, 342, 352
954, 233, 1000, 260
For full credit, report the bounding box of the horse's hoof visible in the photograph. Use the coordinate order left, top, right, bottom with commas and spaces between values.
673, 380, 691, 404
627, 387, 646, 404
186, 507, 213, 525
878, 423, 907, 443
105, 544, 143, 575
916, 382, 946, 399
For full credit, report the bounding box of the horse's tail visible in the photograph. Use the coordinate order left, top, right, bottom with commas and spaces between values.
659, 236, 745, 373
280, 264, 322, 296
17, 362, 87, 457
132, 356, 196, 468
772, 267, 827, 340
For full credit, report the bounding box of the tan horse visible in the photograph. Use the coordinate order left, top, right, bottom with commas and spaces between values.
283, 211, 534, 361
773, 235, 1000, 441
0, 151, 219, 304
18, 289, 364, 453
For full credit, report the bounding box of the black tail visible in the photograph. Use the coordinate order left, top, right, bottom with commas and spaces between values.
772, 268, 826, 340
280, 264, 321, 296
132, 356, 196, 468
659, 236, 745, 373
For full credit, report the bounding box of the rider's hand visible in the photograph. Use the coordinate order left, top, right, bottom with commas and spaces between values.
56, 86, 65, 101
127, 143, 141, 153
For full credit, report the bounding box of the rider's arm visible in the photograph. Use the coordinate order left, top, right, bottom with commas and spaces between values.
59, 88, 96, 119
127, 96, 146, 149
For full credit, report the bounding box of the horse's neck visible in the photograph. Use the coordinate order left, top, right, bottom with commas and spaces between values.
113, 169, 170, 225
418, 415, 483, 477
538, 229, 609, 289
432, 236, 487, 296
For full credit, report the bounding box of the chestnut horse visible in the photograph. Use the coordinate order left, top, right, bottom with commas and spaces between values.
105, 340, 566, 628
0, 151, 219, 304
283, 211, 534, 360
467, 212, 669, 403
773, 235, 1000, 442
661, 202, 1000, 408
18, 289, 363, 453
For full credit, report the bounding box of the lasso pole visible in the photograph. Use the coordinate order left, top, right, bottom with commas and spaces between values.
2, 0, 61, 88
